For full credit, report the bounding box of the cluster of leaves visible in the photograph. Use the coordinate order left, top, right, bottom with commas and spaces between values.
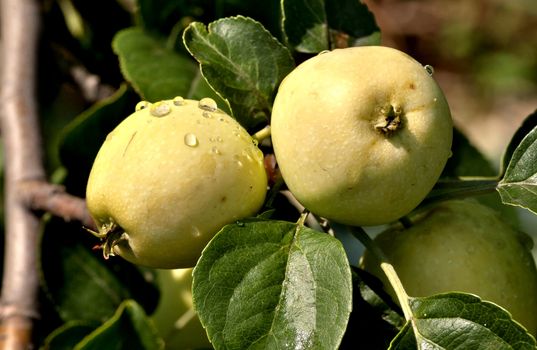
18, 0, 537, 349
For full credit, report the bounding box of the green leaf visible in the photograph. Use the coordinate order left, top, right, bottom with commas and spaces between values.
193, 219, 352, 350
281, 0, 379, 53
73, 300, 164, 350
497, 116, 537, 214
183, 16, 295, 129
42, 321, 96, 350
58, 84, 139, 196
390, 293, 537, 350
281, 0, 328, 53
136, 0, 187, 35
40, 217, 159, 323
112, 27, 225, 104
500, 110, 537, 177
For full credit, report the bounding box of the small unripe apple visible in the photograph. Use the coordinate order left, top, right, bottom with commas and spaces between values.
150, 269, 212, 349
86, 97, 267, 268
360, 200, 537, 335
271, 46, 453, 226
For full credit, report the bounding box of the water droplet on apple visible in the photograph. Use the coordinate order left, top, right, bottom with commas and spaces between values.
424, 65, 435, 76
318, 50, 330, 55
202, 111, 212, 118
199, 97, 218, 112
173, 96, 185, 106
135, 101, 151, 111
150, 101, 171, 117
191, 227, 202, 237
216, 136, 223, 143
233, 154, 243, 167
242, 149, 253, 162
211, 146, 221, 155
184, 133, 199, 147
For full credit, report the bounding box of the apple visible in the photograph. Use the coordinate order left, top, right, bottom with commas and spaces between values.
271, 46, 453, 226
86, 97, 267, 268
360, 199, 537, 335
150, 268, 212, 350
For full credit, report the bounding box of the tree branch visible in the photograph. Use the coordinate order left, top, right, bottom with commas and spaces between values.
19, 180, 96, 231
0, 0, 43, 348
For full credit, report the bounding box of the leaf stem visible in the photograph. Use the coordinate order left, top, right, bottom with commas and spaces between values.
348, 226, 413, 321
421, 178, 498, 208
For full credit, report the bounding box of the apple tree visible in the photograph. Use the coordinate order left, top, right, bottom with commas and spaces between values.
0, 0, 537, 349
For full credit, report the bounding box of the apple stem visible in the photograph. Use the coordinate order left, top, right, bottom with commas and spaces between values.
253, 125, 271, 143
348, 226, 414, 321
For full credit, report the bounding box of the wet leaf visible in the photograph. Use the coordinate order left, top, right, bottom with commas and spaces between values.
193, 219, 352, 350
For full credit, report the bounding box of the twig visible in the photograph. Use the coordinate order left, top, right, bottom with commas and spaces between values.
0, 0, 43, 348
19, 180, 96, 231
70, 65, 115, 103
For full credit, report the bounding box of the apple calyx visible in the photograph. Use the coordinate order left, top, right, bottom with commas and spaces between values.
86, 221, 127, 259
374, 104, 403, 136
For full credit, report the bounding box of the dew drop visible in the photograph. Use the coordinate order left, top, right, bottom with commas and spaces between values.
318, 50, 330, 55
135, 101, 151, 111
202, 111, 213, 118
242, 149, 253, 162
211, 146, 221, 155
191, 227, 202, 237
209, 136, 215, 142
219, 117, 225, 122
173, 96, 185, 106
251, 138, 259, 147
150, 101, 171, 117
433, 97, 438, 102
216, 136, 223, 143
199, 97, 218, 112
233, 154, 243, 167
424, 64, 435, 76
184, 133, 199, 147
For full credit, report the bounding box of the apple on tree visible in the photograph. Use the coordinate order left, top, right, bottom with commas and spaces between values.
360, 199, 537, 336
86, 97, 268, 269
271, 45, 453, 227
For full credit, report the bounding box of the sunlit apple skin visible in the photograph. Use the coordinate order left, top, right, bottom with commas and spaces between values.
360, 200, 537, 335
86, 98, 267, 268
271, 46, 453, 226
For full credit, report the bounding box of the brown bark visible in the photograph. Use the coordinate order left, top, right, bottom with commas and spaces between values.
0, 0, 43, 348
